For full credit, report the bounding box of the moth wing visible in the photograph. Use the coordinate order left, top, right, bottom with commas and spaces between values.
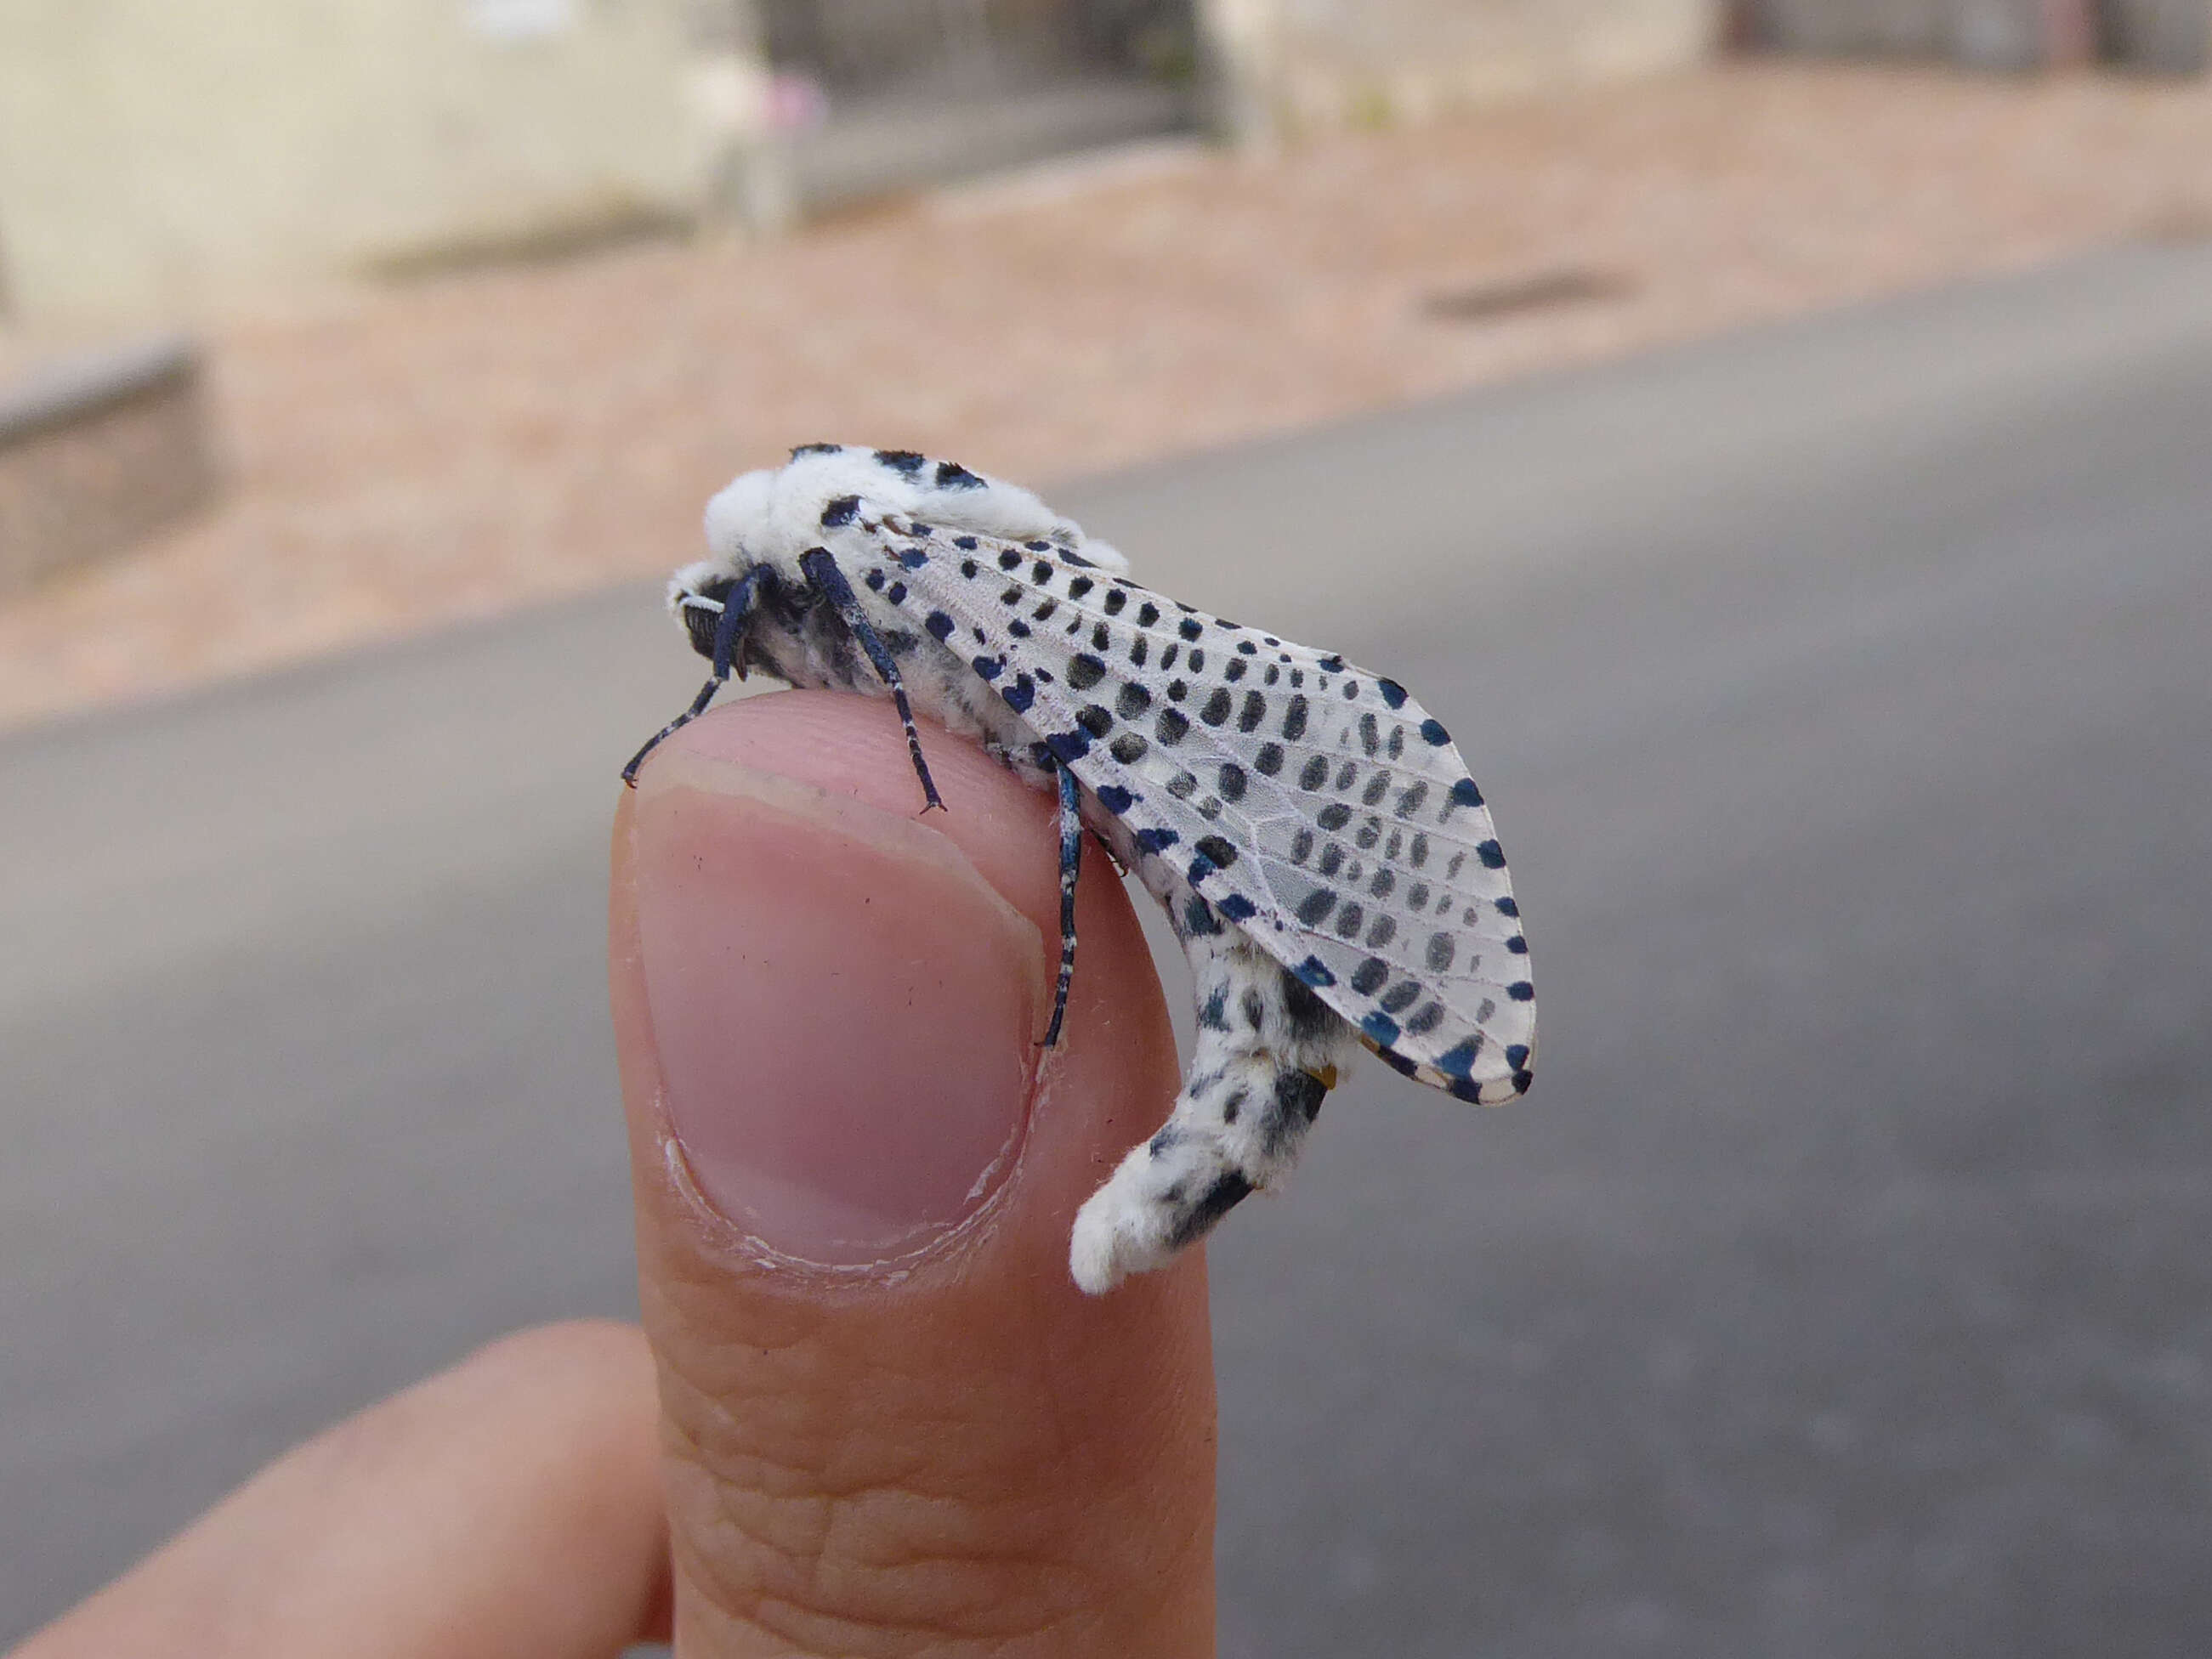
854, 521, 1535, 1104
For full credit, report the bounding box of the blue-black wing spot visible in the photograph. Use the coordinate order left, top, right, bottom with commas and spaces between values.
1096, 784, 1135, 814
1194, 834, 1239, 869
1437, 1038, 1483, 1079
1376, 1046, 1421, 1079
821, 495, 861, 528
1362, 1011, 1400, 1046
1478, 838, 1506, 869
925, 611, 955, 641
934, 461, 983, 489
1217, 892, 1257, 921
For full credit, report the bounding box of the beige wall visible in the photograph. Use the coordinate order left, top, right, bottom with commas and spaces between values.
1200, 0, 1721, 136
0, 0, 715, 323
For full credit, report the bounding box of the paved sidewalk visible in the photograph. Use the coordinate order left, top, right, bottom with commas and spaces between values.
3, 61, 2209, 729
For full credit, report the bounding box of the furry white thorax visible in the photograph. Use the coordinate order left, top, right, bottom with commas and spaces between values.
677, 447, 1127, 607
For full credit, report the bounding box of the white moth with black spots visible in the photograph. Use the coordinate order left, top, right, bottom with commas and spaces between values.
626, 444, 1536, 1294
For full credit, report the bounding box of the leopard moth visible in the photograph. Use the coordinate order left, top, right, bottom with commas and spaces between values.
625, 444, 1535, 1294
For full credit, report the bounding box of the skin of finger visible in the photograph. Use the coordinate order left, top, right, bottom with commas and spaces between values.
14, 1321, 670, 1659
612, 691, 1217, 1658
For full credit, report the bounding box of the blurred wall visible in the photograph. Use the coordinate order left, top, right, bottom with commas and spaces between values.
1738, 0, 2209, 71
0, 0, 715, 324
1201, 0, 1721, 136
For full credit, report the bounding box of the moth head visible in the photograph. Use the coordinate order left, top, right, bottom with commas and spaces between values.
666, 561, 740, 659
665, 464, 784, 651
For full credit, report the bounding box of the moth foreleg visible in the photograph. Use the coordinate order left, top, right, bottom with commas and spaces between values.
797, 546, 945, 813
622, 571, 759, 786
1042, 763, 1082, 1048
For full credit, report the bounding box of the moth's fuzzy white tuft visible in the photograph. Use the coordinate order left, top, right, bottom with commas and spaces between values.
701, 447, 1127, 576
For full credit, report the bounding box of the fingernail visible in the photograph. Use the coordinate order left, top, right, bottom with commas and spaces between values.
632, 750, 1043, 1266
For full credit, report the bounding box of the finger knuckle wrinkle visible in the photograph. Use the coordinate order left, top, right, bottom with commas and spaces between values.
688, 1478, 1104, 1653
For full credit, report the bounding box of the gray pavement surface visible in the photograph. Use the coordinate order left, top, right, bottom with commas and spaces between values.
5, 245, 2210, 1656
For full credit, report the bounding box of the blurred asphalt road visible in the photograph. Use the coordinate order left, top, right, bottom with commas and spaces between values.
5, 245, 2209, 1656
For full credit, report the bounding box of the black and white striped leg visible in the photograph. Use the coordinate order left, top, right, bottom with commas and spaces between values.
621, 571, 759, 786
1043, 762, 1083, 1047
798, 546, 945, 813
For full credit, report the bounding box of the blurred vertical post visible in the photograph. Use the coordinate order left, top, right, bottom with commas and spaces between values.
1195, 0, 1285, 146
688, 0, 797, 236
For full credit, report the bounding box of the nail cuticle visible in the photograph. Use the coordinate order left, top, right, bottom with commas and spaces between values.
651, 1109, 1030, 1292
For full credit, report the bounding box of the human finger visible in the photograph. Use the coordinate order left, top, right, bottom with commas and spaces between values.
14, 1321, 668, 1659
614, 690, 1216, 1657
